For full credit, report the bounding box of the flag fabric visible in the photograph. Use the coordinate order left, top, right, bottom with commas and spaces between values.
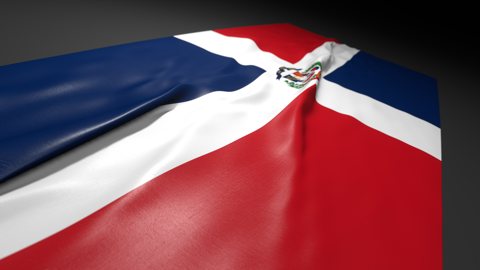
0, 24, 441, 269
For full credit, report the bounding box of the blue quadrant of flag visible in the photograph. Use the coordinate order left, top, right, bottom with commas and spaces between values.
0, 37, 264, 182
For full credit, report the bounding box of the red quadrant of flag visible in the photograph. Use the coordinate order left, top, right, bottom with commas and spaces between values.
0, 86, 441, 270
216, 23, 337, 63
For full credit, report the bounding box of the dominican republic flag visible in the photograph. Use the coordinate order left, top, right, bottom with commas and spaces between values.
0, 24, 441, 269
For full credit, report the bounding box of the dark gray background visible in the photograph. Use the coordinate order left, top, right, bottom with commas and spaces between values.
0, 1, 478, 268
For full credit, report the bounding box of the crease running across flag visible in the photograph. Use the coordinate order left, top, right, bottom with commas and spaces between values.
0, 23, 441, 270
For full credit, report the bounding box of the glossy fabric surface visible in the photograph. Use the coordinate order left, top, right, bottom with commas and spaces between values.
0, 37, 263, 182
325, 51, 440, 126
0, 24, 441, 269
0, 87, 441, 269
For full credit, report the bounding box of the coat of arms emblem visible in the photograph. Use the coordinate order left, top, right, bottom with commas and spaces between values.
276, 61, 322, 89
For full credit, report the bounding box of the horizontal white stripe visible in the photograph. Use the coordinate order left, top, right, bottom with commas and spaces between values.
0, 30, 440, 261
1, 38, 354, 259
180, 30, 441, 158
317, 79, 442, 159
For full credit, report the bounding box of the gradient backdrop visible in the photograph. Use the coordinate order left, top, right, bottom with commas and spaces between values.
0, 1, 478, 269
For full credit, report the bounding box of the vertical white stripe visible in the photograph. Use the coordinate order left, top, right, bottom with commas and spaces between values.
1, 38, 349, 259
176, 31, 287, 72
0, 29, 440, 262
176, 30, 357, 76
